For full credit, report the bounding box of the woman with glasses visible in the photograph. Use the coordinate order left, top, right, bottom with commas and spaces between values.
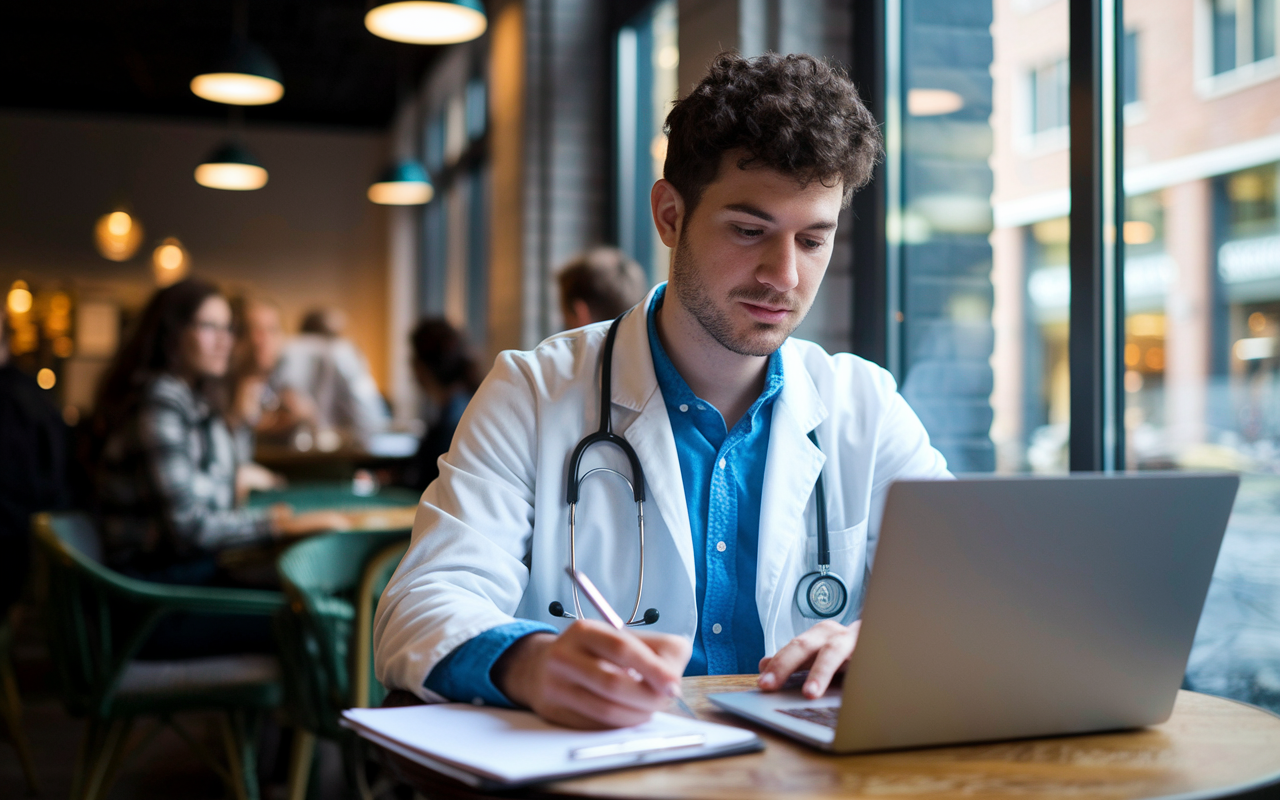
91, 279, 342, 655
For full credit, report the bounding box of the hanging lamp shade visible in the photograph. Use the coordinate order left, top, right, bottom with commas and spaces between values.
368, 160, 434, 205
191, 39, 284, 105
195, 141, 269, 190
364, 0, 487, 45
94, 209, 145, 261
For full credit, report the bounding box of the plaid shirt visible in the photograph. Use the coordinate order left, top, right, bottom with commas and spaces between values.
97, 374, 273, 570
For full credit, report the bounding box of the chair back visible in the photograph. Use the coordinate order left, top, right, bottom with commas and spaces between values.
33, 512, 142, 716
275, 530, 409, 738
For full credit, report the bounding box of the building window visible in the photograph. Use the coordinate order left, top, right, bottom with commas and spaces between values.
1123, 29, 1140, 106
1211, 0, 1277, 75
1028, 57, 1069, 135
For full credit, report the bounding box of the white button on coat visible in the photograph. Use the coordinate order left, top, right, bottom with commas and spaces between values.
716, 541, 727, 552
711, 623, 722, 634
679, 404, 689, 412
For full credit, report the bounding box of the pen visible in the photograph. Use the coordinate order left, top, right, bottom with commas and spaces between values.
564, 566, 698, 719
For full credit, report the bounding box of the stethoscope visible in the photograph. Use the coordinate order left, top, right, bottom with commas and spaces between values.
548, 314, 848, 625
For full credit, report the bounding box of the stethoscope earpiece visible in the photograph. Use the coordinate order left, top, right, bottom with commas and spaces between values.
548, 600, 659, 626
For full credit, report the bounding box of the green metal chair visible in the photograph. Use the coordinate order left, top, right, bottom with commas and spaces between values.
34, 511, 287, 800
274, 530, 410, 800
0, 609, 40, 795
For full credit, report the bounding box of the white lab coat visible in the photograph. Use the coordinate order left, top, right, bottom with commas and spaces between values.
375, 287, 950, 701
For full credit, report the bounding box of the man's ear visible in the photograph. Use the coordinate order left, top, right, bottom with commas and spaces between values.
651, 179, 685, 249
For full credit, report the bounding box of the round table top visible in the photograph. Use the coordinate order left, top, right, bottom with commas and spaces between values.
540, 677, 1280, 800
382, 676, 1280, 800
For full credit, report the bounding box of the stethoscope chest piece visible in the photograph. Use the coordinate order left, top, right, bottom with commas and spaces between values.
796, 569, 848, 619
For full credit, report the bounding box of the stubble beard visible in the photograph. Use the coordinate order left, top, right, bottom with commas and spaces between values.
668, 236, 809, 358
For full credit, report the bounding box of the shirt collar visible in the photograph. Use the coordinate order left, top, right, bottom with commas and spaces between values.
645, 283, 784, 422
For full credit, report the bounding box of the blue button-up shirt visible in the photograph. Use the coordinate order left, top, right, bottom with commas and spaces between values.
424, 284, 783, 702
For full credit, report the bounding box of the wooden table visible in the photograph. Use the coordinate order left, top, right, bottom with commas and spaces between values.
378, 675, 1280, 800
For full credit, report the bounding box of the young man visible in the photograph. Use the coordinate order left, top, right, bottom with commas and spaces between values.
375, 52, 949, 729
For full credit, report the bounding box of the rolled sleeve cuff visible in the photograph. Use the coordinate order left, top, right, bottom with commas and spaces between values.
423, 620, 557, 708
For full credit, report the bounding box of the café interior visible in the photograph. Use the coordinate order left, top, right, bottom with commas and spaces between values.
2, 0, 1280, 797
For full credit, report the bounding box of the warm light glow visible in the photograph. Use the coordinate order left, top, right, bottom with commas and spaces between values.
1128, 313, 1165, 337
656, 44, 680, 70
1124, 370, 1143, 393
195, 162, 269, 191
7, 282, 32, 315
367, 181, 434, 205
190, 73, 284, 105
36, 368, 56, 390
1124, 342, 1140, 367
152, 238, 190, 287
1249, 312, 1269, 334
95, 211, 144, 261
1123, 220, 1156, 244
107, 211, 131, 236
365, 1, 487, 44
53, 336, 74, 358
907, 88, 965, 116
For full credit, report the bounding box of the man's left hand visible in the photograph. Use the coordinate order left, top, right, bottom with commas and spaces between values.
756, 620, 861, 699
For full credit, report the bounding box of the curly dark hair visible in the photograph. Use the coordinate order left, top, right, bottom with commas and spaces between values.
663, 51, 882, 212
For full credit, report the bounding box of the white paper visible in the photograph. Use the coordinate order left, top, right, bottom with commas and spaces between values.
341, 704, 761, 786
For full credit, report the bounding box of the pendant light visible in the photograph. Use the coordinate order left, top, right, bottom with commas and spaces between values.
191, 0, 284, 106
152, 238, 191, 287
367, 160, 434, 205
94, 208, 145, 261
195, 141, 268, 191
365, 1, 487, 45
191, 39, 284, 105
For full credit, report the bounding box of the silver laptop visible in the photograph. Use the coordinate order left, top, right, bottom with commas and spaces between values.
709, 472, 1239, 752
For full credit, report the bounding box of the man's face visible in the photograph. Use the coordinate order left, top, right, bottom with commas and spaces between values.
246, 303, 284, 372
666, 152, 843, 357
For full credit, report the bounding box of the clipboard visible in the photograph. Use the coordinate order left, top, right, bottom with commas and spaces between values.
341, 703, 764, 789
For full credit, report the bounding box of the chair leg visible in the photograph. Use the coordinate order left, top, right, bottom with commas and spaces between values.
81, 719, 129, 800
0, 655, 40, 794
286, 729, 315, 800
219, 710, 262, 800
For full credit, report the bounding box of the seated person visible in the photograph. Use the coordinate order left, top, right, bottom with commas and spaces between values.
0, 303, 69, 618
557, 247, 650, 330
276, 307, 389, 446
401, 319, 482, 492
229, 297, 316, 453
374, 53, 949, 729
91, 279, 345, 627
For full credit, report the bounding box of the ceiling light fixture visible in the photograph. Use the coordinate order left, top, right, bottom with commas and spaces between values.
365, 1, 487, 45
367, 160, 434, 205
195, 142, 269, 191
906, 88, 965, 117
191, 39, 284, 105
152, 238, 191, 287
94, 209, 144, 261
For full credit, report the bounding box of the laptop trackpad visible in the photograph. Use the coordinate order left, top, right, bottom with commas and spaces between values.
708, 687, 842, 746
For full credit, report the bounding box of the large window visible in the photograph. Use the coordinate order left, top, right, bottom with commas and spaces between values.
615, 0, 678, 282
879, 0, 1280, 711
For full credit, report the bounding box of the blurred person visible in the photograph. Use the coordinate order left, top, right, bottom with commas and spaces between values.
91, 279, 345, 614
402, 319, 483, 491
556, 247, 650, 330
0, 303, 70, 618
276, 305, 389, 445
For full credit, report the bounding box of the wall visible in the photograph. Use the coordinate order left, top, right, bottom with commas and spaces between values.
0, 110, 390, 400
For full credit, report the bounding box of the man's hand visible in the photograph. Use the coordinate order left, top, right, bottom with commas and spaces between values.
493, 620, 691, 729
757, 620, 861, 699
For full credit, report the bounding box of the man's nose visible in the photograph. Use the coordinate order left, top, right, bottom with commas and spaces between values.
757, 237, 800, 293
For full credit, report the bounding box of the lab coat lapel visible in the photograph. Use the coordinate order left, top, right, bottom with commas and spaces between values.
757, 341, 828, 650
607, 293, 698, 595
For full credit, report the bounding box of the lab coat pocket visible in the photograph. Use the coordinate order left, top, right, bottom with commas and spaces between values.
791, 520, 869, 630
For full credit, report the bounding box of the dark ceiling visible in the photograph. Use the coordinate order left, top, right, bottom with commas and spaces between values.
0, 1, 441, 129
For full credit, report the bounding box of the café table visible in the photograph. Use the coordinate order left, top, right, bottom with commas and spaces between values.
375, 675, 1280, 800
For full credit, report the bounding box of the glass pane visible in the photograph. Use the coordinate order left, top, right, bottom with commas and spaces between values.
1123, 1, 1280, 712
1213, 0, 1238, 74
895, 0, 1069, 473
1255, 0, 1276, 62
615, 0, 678, 283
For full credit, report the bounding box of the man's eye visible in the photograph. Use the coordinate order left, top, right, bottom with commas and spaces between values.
732, 225, 764, 238
801, 238, 825, 250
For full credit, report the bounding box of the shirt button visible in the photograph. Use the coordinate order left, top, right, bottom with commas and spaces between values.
716, 541, 727, 552
711, 623, 722, 634
697, 404, 706, 410
718, 458, 727, 469
679, 404, 689, 412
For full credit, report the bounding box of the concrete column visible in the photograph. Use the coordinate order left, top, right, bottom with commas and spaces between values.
488, 0, 525, 357
1163, 179, 1212, 453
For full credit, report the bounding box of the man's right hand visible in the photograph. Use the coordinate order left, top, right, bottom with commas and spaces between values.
493, 620, 691, 729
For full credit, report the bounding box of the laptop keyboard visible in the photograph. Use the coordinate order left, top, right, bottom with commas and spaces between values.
778, 706, 839, 728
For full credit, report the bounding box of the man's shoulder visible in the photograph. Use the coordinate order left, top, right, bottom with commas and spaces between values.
782, 337, 899, 397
